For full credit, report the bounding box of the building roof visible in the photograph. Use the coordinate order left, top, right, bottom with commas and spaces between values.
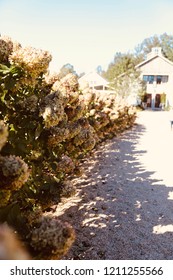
78, 71, 109, 87
136, 48, 173, 69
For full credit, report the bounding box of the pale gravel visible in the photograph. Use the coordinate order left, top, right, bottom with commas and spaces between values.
56, 110, 173, 260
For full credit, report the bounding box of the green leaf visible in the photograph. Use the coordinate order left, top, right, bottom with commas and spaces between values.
35, 123, 43, 140
0, 64, 9, 72
50, 162, 57, 171
10, 65, 24, 77
0, 88, 9, 104
53, 176, 60, 183
9, 123, 16, 132
4, 77, 16, 90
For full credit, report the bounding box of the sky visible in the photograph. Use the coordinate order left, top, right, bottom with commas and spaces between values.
1, 0, 173, 74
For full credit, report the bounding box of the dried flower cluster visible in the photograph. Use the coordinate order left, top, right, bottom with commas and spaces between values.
39, 91, 66, 128
0, 36, 13, 63
45, 72, 60, 85
0, 122, 30, 206
0, 155, 30, 190
0, 121, 8, 151
0, 190, 11, 208
56, 155, 75, 174
53, 73, 79, 93
19, 95, 39, 113
9, 46, 52, 76
60, 180, 76, 198
47, 127, 70, 146
9, 46, 52, 87
42, 72, 136, 166
31, 216, 75, 259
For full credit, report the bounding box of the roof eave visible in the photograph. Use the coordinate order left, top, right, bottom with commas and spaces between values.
136, 54, 173, 69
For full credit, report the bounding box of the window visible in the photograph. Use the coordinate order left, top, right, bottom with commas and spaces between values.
143, 75, 169, 84
156, 75, 162, 84
148, 75, 154, 84
156, 75, 169, 84
143, 75, 148, 82
143, 75, 154, 84
162, 75, 168, 83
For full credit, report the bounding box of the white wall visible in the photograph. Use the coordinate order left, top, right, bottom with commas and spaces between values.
138, 56, 173, 108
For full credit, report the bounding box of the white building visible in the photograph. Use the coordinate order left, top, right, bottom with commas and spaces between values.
136, 47, 173, 109
78, 71, 115, 94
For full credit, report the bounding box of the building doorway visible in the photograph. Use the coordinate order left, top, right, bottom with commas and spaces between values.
142, 93, 152, 108
146, 94, 152, 107
155, 94, 161, 108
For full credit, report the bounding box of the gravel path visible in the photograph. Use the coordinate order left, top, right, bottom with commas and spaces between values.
57, 110, 173, 260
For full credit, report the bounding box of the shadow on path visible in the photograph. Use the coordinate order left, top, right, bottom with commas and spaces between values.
57, 122, 173, 260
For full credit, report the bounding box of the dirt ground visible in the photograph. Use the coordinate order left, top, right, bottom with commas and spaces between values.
56, 110, 173, 260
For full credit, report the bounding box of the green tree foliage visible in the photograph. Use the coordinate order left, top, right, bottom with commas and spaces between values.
104, 52, 142, 101
135, 33, 173, 62
134, 34, 160, 60
59, 63, 77, 79
160, 33, 173, 61
104, 52, 138, 82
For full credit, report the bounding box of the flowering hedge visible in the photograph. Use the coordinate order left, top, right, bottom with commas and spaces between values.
0, 35, 136, 259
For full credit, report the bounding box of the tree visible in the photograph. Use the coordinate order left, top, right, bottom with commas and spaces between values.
160, 33, 173, 61
135, 33, 173, 62
59, 63, 77, 79
134, 34, 160, 60
96, 65, 103, 75
104, 52, 138, 83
